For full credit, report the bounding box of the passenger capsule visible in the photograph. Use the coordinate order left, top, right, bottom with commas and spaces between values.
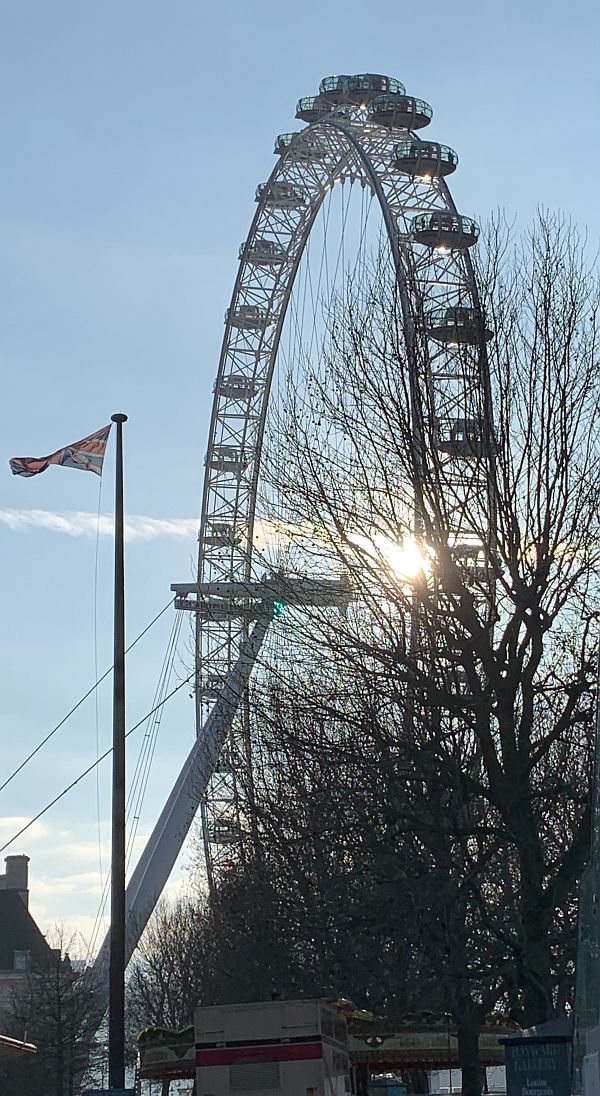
208, 445, 248, 475
203, 523, 241, 547
274, 132, 326, 162
295, 96, 333, 123
346, 73, 406, 103
255, 181, 308, 209
426, 306, 493, 346
239, 238, 286, 266
318, 75, 353, 102
217, 374, 261, 400
412, 212, 479, 250
450, 543, 488, 581
206, 823, 238, 845
394, 140, 458, 178
370, 94, 432, 130
319, 73, 405, 105
434, 417, 487, 459
274, 132, 300, 154
225, 305, 269, 331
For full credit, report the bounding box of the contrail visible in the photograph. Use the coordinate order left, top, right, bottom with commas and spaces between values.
0, 509, 323, 547
0, 508, 200, 543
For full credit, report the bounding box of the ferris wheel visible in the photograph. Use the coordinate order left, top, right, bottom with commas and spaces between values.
89, 73, 496, 979
171, 72, 496, 891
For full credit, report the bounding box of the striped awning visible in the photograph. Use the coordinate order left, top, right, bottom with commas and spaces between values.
0, 1034, 37, 1059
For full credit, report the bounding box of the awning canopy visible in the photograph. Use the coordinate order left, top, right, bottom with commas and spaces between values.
348, 1027, 513, 1069
137, 1020, 517, 1080
0, 1034, 37, 1059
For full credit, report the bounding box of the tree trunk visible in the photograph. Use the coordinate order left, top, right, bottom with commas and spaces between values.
517, 812, 553, 1025
519, 907, 554, 1025
503, 778, 554, 1027
402, 1069, 429, 1094
457, 1016, 483, 1096
355, 1063, 370, 1096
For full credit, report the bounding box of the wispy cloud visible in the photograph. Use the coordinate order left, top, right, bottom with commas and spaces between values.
0, 508, 199, 542
0, 815, 194, 951
0, 816, 49, 843
0, 509, 315, 548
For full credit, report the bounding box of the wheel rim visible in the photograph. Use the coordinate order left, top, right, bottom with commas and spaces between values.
196, 85, 494, 889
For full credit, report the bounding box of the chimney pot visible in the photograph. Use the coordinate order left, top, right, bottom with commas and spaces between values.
4, 855, 30, 907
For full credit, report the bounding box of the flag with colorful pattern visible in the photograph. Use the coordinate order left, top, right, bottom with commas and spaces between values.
9, 424, 112, 478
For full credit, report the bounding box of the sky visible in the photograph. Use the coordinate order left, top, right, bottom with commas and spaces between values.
0, 0, 598, 950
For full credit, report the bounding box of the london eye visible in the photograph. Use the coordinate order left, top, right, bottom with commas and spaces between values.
94, 71, 496, 969
184, 72, 495, 892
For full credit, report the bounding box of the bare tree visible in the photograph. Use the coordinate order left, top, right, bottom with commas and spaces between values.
137, 213, 596, 1096
0, 928, 101, 1096
229, 211, 600, 1094
243, 677, 508, 1095
127, 896, 212, 1034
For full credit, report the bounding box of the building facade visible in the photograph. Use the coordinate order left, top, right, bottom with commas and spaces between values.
0, 855, 54, 1017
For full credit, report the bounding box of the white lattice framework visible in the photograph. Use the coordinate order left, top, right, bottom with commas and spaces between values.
191, 74, 495, 889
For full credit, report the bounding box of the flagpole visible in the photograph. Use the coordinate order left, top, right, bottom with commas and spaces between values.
109, 412, 127, 1091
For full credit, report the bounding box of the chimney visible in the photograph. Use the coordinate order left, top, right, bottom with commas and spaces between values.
3, 855, 30, 908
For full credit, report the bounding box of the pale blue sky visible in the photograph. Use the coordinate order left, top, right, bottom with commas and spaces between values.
0, 0, 598, 943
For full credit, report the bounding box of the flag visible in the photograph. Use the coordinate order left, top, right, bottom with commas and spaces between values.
9, 424, 112, 478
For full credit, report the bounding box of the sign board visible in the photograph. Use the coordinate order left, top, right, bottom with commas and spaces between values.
503, 1036, 571, 1096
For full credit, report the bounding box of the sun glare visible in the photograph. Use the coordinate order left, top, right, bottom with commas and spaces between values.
348, 532, 433, 582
